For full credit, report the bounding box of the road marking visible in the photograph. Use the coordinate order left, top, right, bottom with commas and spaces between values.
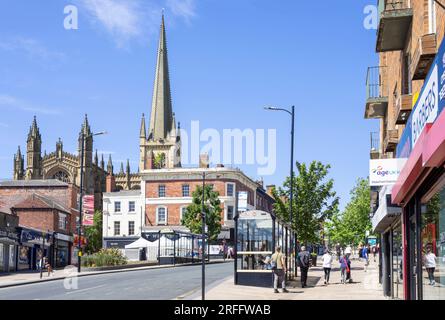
65, 284, 105, 295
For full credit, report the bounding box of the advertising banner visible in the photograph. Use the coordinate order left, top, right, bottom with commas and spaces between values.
82, 195, 94, 226
369, 158, 407, 186
397, 37, 445, 158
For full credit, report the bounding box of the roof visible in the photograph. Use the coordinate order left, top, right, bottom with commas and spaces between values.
103, 190, 141, 197
0, 179, 69, 188
11, 193, 71, 214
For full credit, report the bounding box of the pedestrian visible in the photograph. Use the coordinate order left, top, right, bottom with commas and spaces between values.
339, 254, 350, 284
322, 249, 333, 285
362, 245, 369, 272
43, 256, 53, 277
423, 246, 437, 286
271, 246, 288, 293
372, 246, 377, 262
298, 246, 310, 288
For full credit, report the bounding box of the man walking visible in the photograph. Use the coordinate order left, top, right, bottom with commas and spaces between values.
298, 246, 310, 288
335, 243, 341, 261
271, 246, 288, 293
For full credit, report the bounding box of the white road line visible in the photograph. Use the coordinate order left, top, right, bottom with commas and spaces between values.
65, 284, 105, 295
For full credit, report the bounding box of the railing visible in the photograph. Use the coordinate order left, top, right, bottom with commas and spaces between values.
378, 0, 411, 14
366, 66, 388, 100
370, 132, 380, 152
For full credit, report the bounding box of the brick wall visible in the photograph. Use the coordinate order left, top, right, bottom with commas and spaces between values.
144, 178, 257, 227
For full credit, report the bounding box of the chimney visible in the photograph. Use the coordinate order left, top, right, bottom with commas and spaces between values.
106, 174, 116, 193
266, 185, 275, 196
199, 153, 209, 168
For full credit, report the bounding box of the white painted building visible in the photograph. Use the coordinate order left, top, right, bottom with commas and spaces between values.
102, 190, 145, 249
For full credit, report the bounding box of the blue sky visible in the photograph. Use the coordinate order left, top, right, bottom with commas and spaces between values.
0, 0, 379, 211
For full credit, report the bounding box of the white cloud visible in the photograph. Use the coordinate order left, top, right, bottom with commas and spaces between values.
78, 0, 156, 48
0, 37, 66, 61
0, 94, 61, 115
166, 0, 197, 21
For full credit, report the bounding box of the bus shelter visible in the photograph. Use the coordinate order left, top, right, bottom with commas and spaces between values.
234, 210, 296, 287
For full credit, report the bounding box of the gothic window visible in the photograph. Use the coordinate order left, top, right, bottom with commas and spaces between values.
52, 171, 70, 183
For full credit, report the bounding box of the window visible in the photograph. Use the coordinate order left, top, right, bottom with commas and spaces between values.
129, 201, 135, 213
428, 0, 436, 34
114, 201, 121, 213
128, 221, 135, 236
114, 221, 120, 236
227, 183, 235, 197
58, 213, 67, 230
180, 207, 188, 223
227, 205, 234, 220
182, 184, 190, 197
158, 185, 166, 197
157, 207, 167, 225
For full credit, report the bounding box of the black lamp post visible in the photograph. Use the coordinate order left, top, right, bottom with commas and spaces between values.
77, 131, 107, 273
264, 105, 296, 277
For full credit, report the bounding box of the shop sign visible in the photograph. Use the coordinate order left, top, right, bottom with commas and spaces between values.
397, 38, 445, 158
0, 229, 19, 242
20, 229, 52, 245
55, 233, 73, 242
369, 158, 407, 186
82, 195, 94, 226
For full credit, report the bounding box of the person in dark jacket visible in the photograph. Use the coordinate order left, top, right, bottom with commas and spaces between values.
298, 246, 310, 288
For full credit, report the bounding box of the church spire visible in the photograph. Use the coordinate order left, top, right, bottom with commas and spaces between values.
148, 14, 173, 141
140, 113, 146, 139
107, 154, 113, 175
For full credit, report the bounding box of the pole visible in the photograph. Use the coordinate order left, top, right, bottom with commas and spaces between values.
289, 105, 296, 277
77, 132, 85, 273
201, 171, 206, 300
40, 231, 45, 279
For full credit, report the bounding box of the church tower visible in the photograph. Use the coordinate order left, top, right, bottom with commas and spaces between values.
77, 114, 94, 194
25, 116, 43, 179
13, 146, 24, 180
140, 14, 181, 171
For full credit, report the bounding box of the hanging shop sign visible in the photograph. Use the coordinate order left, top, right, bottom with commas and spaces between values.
20, 228, 52, 245
397, 37, 445, 158
369, 158, 407, 186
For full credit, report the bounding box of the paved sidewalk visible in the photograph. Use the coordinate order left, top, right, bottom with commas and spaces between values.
0, 260, 227, 289
187, 259, 385, 300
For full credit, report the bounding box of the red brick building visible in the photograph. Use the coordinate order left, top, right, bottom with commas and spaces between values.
0, 180, 79, 269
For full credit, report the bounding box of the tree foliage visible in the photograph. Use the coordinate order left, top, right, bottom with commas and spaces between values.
326, 178, 372, 246
181, 185, 222, 241
84, 210, 103, 254
272, 161, 339, 245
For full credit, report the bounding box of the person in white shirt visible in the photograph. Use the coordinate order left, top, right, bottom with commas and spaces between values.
322, 249, 333, 285
424, 246, 437, 286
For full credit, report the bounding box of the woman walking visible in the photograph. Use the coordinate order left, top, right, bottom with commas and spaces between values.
322, 249, 333, 285
340, 254, 350, 284
424, 246, 437, 286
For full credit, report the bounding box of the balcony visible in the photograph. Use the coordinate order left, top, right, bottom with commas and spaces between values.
395, 93, 413, 125
411, 33, 437, 80
376, 0, 413, 52
365, 66, 388, 119
370, 132, 380, 159
383, 129, 399, 153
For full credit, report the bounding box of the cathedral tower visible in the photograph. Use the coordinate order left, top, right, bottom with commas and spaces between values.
25, 116, 43, 179
13, 146, 24, 180
140, 15, 181, 171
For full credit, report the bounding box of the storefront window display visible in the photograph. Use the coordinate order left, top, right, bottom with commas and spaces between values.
0, 243, 4, 272
9, 244, 16, 272
421, 186, 445, 300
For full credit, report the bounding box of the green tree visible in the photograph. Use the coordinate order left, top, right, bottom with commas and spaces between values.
272, 161, 339, 246
153, 153, 166, 169
326, 178, 372, 246
181, 185, 222, 241
84, 210, 103, 254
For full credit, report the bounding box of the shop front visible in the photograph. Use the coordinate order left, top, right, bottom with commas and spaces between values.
392, 37, 445, 300
0, 212, 20, 274
53, 233, 73, 268
18, 227, 53, 271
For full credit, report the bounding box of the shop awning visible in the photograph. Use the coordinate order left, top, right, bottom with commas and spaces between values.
124, 237, 153, 249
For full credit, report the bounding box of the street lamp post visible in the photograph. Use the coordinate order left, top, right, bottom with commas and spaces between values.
201, 171, 206, 301
264, 105, 296, 278
77, 131, 107, 273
